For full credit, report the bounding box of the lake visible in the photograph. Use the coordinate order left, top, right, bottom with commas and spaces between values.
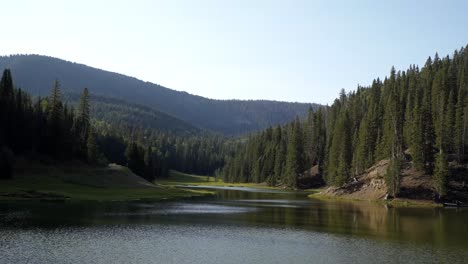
1, 186, 467, 263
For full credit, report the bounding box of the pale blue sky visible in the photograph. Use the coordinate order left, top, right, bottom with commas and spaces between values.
1, 0, 467, 104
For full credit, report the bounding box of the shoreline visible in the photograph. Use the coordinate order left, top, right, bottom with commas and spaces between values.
0, 185, 214, 202
308, 191, 442, 208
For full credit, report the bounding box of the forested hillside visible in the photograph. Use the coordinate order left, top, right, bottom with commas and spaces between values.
0, 69, 234, 181
68, 93, 201, 136
0, 55, 318, 135
223, 46, 468, 199
0, 70, 100, 179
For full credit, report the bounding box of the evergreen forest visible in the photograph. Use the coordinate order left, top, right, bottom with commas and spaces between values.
222, 46, 468, 198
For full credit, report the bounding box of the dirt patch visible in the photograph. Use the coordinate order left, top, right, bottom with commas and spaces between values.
398, 163, 434, 200
316, 159, 468, 203
320, 160, 389, 200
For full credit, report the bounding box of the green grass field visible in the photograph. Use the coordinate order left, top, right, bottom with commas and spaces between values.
158, 170, 279, 189
0, 163, 212, 201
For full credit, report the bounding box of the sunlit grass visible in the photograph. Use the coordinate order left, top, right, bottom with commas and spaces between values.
157, 170, 280, 189
0, 164, 212, 201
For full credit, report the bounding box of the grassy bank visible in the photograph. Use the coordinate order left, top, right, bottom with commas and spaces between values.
0, 162, 212, 201
158, 170, 280, 189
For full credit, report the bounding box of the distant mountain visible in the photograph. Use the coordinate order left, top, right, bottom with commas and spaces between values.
0, 55, 319, 135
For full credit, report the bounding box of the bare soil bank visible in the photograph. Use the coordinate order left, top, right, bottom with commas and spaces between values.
313, 160, 468, 204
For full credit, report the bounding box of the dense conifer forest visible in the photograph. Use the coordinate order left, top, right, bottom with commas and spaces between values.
0, 71, 99, 179
72, 94, 202, 136
0, 69, 234, 181
222, 46, 468, 198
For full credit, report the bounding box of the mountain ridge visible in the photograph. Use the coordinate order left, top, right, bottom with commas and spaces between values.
0, 54, 320, 135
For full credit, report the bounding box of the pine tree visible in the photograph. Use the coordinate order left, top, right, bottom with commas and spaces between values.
0, 69, 14, 100
48, 80, 63, 124
376, 67, 403, 161
78, 88, 90, 124
47, 80, 64, 157
284, 118, 303, 188
61, 104, 75, 158
326, 119, 341, 185
353, 80, 381, 174
252, 150, 263, 183
335, 111, 352, 186
0, 69, 14, 146
403, 67, 417, 146
455, 62, 467, 162
433, 152, 449, 197
87, 128, 98, 164
75, 88, 91, 158
311, 108, 326, 170
422, 84, 436, 172
261, 143, 275, 183
385, 158, 402, 197
126, 142, 145, 176
273, 141, 285, 184
305, 107, 315, 165
144, 146, 155, 182
411, 96, 425, 170
432, 83, 451, 198
454, 89, 465, 162
444, 90, 455, 152
353, 114, 370, 175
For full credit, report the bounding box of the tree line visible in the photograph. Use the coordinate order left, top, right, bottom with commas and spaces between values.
0, 70, 99, 179
0, 69, 234, 181
222, 45, 468, 197
96, 123, 235, 181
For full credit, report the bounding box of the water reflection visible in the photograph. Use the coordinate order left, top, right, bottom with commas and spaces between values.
105, 203, 258, 216
0, 186, 467, 249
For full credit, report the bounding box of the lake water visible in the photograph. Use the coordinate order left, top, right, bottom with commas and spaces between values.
1, 186, 467, 263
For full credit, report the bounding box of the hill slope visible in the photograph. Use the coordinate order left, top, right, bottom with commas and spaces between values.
0, 160, 211, 201
68, 93, 202, 136
0, 55, 319, 135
